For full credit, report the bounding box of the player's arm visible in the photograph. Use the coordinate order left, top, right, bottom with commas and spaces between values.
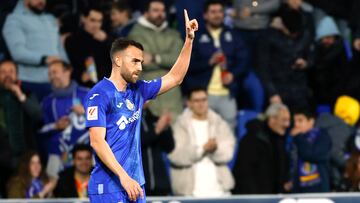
158, 9, 198, 95
89, 127, 143, 201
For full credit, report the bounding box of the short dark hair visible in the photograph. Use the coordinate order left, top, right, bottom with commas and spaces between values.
279, 5, 303, 34
144, 0, 165, 12
187, 87, 208, 99
82, 5, 103, 17
112, 1, 132, 18
110, 38, 144, 62
293, 107, 315, 119
48, 60, 72, 71
204, 0, 225, 13
72, 144, 92, 158
0, 60, 17, 70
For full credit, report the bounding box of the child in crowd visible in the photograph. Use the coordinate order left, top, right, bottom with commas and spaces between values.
290, 108, 332, 193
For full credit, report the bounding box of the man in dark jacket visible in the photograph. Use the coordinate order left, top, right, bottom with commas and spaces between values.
255, 4, 313, 109
54, 144, 93, 198
232, 103, 291, 194
185, 0, 249, 128
309, 16, 349, 106
0, 60, 42, 166
290, 108, 332, 193
141, 103, 174, 196
65, 6, 112, 87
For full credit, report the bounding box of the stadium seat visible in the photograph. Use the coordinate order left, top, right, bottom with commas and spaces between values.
228, 109, 259, 169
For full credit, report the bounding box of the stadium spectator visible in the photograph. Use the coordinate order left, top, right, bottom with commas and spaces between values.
232, 0, 280, 70
7, 151, 56, 198
232, 103, 291, 194
40, 60, 89, 179
309, 16, 349, 106
283, 0, 315, 58
313, 116, 349, 191
65, 6, 112, 88
45, 0, 96, 35
110, 1, 136, 38
127, 0, 183, 118
255, 5, 313, 109
168, 87, 235, 197
2, 0, 68, 100
54, 144, 93, 198
290, 108, 331, 193
343, 151, 360, 191
185, 0, 248, 128
141, 103, 174, 196
333, 96, 360, 156
0, 60, 42, 168
232, 0, 280, 31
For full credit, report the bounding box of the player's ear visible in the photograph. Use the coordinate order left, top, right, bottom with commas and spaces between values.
114, 56, 122, 68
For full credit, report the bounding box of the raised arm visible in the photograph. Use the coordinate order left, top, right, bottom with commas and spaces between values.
89, 127, 143, 201
158, 9, 198, 95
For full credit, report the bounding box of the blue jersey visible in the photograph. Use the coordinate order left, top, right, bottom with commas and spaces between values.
41, 82, 89, 167
85, 77, 161, 195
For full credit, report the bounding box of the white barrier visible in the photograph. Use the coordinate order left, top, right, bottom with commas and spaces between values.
1, 193, 360, 203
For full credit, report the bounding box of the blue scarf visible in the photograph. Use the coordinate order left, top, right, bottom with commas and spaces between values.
26, 178, 44, 198
298, 128, 321, 188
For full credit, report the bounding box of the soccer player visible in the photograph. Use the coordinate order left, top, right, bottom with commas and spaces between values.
85, 10, 198, 202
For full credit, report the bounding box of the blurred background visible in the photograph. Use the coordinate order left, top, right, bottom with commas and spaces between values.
1, 0, 360, 202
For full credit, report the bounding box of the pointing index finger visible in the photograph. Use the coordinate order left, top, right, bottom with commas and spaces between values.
184, 9, 189, 23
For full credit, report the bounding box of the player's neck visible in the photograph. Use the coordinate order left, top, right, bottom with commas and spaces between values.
109, 72, 127, 92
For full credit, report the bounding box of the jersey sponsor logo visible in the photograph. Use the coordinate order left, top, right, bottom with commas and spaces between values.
89, 93, 99, 100
116, 110, 140, 130
143, 79, 156, 83
125, 99, 135, 111
87, 106, 98, 120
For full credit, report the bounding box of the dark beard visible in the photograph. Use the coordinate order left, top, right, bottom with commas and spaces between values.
121, 71, 136, 84
29, 5, 44, 15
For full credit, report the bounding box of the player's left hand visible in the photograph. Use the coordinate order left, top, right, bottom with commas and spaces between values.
184, 9, 198, 40
120, 175, 144, 202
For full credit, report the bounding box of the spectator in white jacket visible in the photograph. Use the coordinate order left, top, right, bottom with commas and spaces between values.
168, 87, 235, 197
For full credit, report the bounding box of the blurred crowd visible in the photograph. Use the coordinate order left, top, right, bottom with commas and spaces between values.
1, 0, 360, 199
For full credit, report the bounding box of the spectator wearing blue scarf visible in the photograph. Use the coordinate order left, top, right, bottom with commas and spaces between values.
290, 108, 332, 193
7, 151, 56, 198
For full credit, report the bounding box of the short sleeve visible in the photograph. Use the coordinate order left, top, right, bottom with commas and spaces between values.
85, 90, 108, 128
137, 78, 162, 101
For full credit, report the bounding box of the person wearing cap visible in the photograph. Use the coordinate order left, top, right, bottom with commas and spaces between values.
315, 95, 360, 190
309, 16, 349, 106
